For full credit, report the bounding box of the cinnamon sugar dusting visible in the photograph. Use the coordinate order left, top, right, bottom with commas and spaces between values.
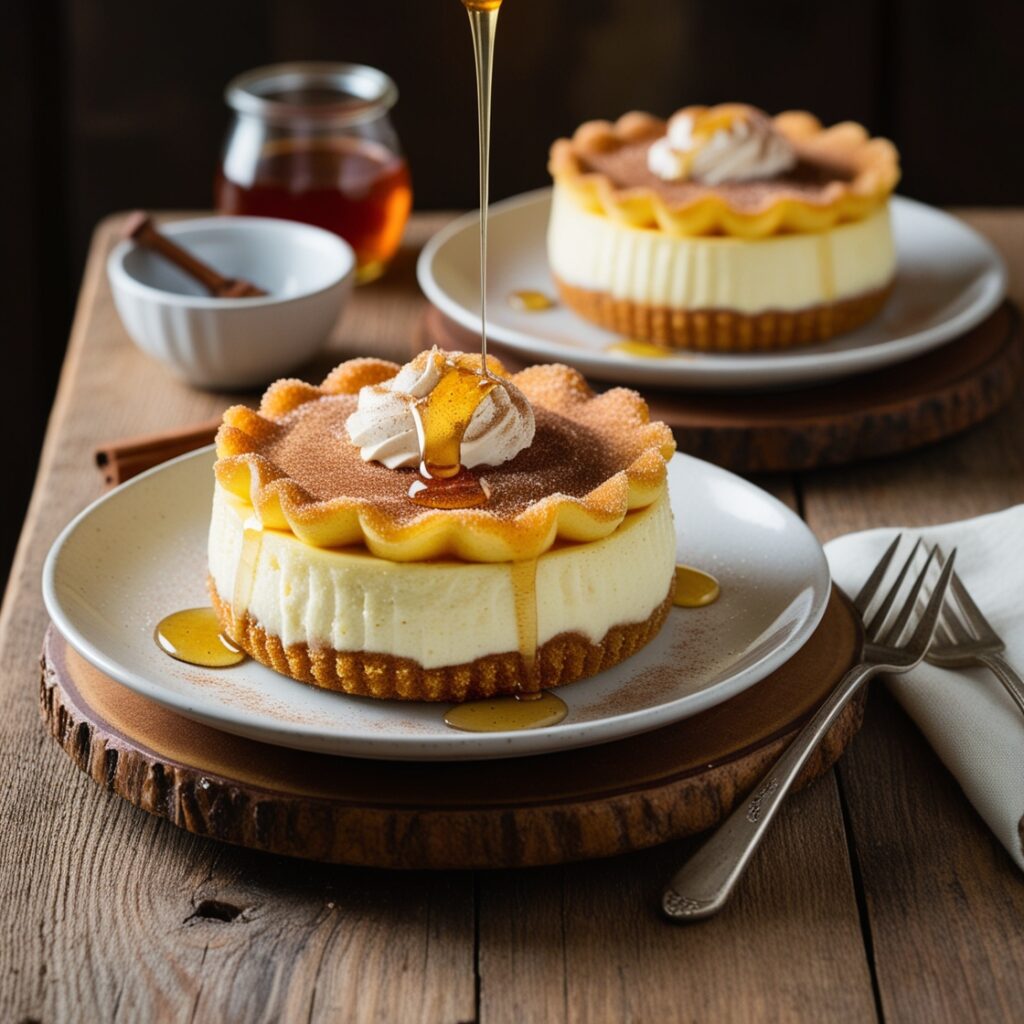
263, 396, 623, 523
583, 141, 853, 211
214, 359, 674, 560
549, 109, 899, 236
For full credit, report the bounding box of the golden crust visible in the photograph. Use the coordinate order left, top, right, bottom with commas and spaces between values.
554, 276, 893, 351
211, 580, 674, 701
214, 357, 675, 563
548, 106, 900, 238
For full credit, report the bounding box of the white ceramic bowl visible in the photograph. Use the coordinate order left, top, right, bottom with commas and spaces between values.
108, 216, 355, 389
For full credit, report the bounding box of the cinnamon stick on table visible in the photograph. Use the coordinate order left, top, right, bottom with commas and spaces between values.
94, 418, 222, 487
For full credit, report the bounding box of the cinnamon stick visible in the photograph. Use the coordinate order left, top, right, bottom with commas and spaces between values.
94, 418, 222, 487
122, 212, 267, 298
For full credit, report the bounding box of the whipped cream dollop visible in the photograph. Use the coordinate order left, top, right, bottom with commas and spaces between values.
345, 349, 535, 470
647, 105, 796, 185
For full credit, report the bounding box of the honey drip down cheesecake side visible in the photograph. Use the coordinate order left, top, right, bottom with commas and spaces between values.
547, 104, 900, 351
207, 353, 678, 701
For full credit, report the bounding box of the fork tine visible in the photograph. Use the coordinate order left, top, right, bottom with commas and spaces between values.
932, 547, 975, 643
865, 538, 922, 638
934, 617, 955, 646
853, 534, 902, 615
942, 604, 975, 643
906, 548, 957, 654
880, 545, 938, 646
936, 543, 1000, 643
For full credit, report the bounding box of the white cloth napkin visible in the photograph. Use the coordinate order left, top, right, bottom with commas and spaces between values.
825, 504, 1024, 870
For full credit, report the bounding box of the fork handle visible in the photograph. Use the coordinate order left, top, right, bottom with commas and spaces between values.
979, 654, 1024, 717
662, 662, 877, 921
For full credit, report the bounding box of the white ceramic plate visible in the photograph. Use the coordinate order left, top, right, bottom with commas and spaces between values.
417, 189, 1006, 391
43, 448, 830, 761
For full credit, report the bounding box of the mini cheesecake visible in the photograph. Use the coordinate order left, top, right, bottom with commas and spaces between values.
547, 105, 901, 351
209, 354, 677, 701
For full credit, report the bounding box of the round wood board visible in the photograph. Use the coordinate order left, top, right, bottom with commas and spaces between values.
40, 589, 864, 870
417, 301, 1023, 473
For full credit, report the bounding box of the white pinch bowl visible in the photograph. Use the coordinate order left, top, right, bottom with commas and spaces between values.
108, 216, 355, 390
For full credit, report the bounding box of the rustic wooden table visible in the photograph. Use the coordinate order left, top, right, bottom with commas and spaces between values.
2, 211, 1023, 1023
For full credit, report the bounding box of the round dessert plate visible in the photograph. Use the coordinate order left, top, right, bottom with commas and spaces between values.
417, 189, 1006, 391
43, 448, 830, 761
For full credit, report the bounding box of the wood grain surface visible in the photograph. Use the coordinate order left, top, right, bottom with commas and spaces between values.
0, 210, 1022, 1022
422, 302, 1024, 473
38, 590, 863, 869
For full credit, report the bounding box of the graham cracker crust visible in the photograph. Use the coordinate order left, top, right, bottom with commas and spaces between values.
209, 582, 674, 702
554, 276, 892, 352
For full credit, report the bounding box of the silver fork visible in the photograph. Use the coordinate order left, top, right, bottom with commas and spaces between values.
662, 536, 957, 922
926, 545, 1024, 717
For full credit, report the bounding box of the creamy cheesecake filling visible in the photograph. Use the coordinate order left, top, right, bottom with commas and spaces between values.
547, 184, 895, 314
209, 484, 676, 670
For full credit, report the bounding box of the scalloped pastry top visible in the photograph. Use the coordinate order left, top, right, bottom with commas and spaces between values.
214, 356, 675, 563
548, 104, 900, 238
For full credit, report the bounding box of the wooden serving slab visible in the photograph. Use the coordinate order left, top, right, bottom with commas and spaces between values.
40, 588, 864, 870
418, 301, 1023, 474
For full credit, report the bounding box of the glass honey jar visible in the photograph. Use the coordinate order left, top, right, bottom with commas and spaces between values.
216, 62, 412, 283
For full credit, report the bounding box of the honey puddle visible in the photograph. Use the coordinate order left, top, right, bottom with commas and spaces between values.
509, 289, 555, 312
158, 514, 263, 668
155, 608, 245, 668
673, 565, 721, 608
444, 691, 568, 732
607, 339, 671, 359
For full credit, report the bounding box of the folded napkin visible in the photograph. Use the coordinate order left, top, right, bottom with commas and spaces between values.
826, 504, 1024, 870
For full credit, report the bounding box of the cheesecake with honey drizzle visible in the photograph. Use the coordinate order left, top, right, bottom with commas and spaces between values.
548, 103, 900, 351
208, 349, 676, 701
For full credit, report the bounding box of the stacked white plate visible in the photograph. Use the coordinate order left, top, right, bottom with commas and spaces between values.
417, 189, 1006, 392
43, 448, 830, 761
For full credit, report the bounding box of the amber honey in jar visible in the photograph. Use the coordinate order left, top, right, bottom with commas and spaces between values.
216, 63, 412, 283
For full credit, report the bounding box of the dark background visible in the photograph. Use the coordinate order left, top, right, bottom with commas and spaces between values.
4, 0, 1024, 582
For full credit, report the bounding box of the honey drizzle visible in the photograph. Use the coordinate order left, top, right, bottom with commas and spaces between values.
407, 356, 499, 507
509, 289, 555, 312
817, 233, 836, 302
462, 0, 501, 372
232, 519, 265, 623
510, 558, 539, 692
412, 362, 497, 479
673, 564, 721, 608
443, 0, 568, 733
155, 608, 245, 668
407, 0, 506, 507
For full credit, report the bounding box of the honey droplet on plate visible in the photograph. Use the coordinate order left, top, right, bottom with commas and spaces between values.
508, 289, 555, 312
673, 565, 721, 608
444, 691, 568, 732
607, 339, 672, 359
155, 607, 245, 668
